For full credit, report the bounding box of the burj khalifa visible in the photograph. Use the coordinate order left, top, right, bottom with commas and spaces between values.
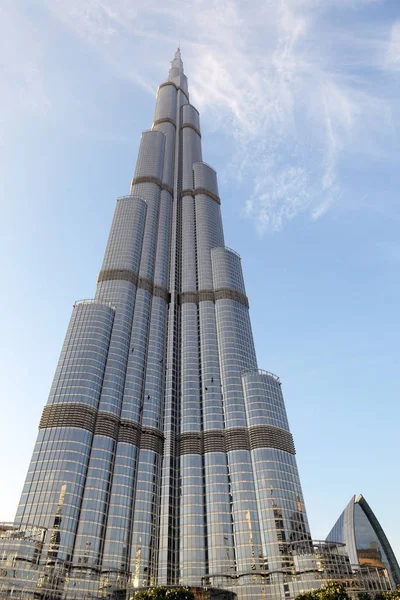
14, 50, 313, 600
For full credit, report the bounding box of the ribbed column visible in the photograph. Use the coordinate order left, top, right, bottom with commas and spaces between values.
73, 196, 147, 568
211, 247, 257, 427
178, 102, 206, 587
16, 301, 115, 562
211, 248, 263, 580
125, 128, 171, 584
85, 129, 164, 577
192, 163, 235, 580
242, 370, 311, 576
194, 162, 223, 290
95, 196, 147, 415
181, 104, 202, 191
121, 129, 165, 424
157, 87, 185, 586
153, 83, 176, 189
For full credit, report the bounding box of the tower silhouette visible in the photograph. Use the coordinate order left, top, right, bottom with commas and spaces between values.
15, 49, 312, 600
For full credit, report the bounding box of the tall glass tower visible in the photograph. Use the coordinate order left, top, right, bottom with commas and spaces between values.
15, 50, 313, 600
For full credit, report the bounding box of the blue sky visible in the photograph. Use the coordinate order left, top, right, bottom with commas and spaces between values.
1, 0, 400, 560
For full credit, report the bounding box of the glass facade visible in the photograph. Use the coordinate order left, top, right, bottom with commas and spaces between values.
9, 50, 328, 600
326, 494, 400, 589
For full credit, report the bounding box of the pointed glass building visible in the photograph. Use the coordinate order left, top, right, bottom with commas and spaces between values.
326, 495, 400, 589
13, 50, 314, 600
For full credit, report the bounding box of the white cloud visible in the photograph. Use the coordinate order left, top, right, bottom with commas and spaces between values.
246, 166, 310, 233
6, 0, 399, 232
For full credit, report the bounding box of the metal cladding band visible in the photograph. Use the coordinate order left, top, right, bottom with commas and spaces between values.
179, 291, 197, 303
131, 176, 174, 196
95, 413, 120, 439
180, 432, 203, 455
249, 425, 295, 454
179, 426, 295, 455
158, 81, 189, 101
214, 287, 249, 308
39, 403, 97, 432
194, 187, 220, 204
140, 429, 164, 454
154, 285, 170, 303
97, 269, 169, 302
97, 268, 138, 286
39, 404, 165, 453
181, 188, 221, 205
138, 276, 153, 294
138, 277, 169, 302
198, 289, 216, 302
181, 122, 202, 138
225, 428, 250, 452
153, 117, 176, 128
203, 430, 225, 453
118, 420, 141, 446
179, 287, 249, 308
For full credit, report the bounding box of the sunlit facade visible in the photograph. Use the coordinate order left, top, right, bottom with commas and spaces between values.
7, 49, 315, 600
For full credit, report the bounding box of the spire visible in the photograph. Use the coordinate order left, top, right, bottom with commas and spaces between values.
168, 47, 184, 79
167, 46, 188, 96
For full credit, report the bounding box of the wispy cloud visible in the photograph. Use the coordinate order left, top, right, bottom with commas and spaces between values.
4, 0, 399, 232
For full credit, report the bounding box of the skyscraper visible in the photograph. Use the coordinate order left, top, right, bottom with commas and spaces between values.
13, 49, 313, 600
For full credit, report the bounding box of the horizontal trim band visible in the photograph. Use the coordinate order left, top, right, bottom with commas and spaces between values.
194, 187, 220, 205
215, 287, 249, 308
153, 117, 176, 128
181, 122, 201, 137
118, 421, 141, 446
225, 428, 250, 452
158, 81, 189, 101
97, 268, 138, 286
39, 404, 164, 453
40, 406, 294, 455
140, 430, 164, 454
250, 425, 295, 454
138, 277, 169, 302
131, 176, 173, 196
181, 187, 220, 205
97, 272, 245, 306
180, 426, 295, 455
40, 403, 97, 432
97, 270, 169, 303
180, 287, 249, 308
95, 412, 119, 439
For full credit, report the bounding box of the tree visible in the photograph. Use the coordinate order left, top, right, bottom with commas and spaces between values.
374, 592, 400, 600
296, 583, 400, 600
357, 592, 372, 600
374, 593, 388, 600
296, 592, 318, 600
131, 587, 195, 600
296, 582, 351, 600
